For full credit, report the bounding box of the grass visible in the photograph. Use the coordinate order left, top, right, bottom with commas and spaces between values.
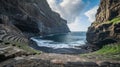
19, 44, 41, 54
92, 16, 120, 26
110, 17, 120, 24
3, 40, 41, 55
82, 17, 120, 60
95, 43, 120, 55
82, 43, 120, 60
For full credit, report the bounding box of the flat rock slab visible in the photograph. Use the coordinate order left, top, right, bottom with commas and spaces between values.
0, 53, 120, 67
35, 53, 87, 63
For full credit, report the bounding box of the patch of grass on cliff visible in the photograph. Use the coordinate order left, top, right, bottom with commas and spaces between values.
92, 17, 120, 26
95, 43, 120, 55
110, 17, 120, 24
82, 43, 120, 60
3, 40, 41, 54
17, 43, 41, 54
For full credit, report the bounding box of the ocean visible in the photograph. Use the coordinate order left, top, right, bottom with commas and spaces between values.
31, 32, 86, 49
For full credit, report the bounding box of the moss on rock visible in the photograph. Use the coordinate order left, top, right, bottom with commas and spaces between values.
82, 43, 120, 60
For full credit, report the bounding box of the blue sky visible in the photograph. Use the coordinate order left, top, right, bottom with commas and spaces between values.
47, 0, 100, 31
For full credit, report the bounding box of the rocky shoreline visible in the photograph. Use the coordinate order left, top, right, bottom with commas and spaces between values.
0, 33, 120, 67
0, 0, 120, 67
0, 40, 120, 67
0, 53, 120, 67
30, 40, 90, 54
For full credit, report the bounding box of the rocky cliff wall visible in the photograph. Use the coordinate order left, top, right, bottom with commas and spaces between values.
87, 0, 120, 47
0, 0, 70, 38
96, 0, 120, 22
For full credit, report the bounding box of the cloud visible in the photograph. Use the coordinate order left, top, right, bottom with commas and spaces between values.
47, 0, 85, 23
67, 17, 87, 31
85, 6, 99, 22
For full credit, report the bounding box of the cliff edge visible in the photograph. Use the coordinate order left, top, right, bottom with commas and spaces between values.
0, 0, 70, 38
0, 0, 69, 63
87, 0, 120, 47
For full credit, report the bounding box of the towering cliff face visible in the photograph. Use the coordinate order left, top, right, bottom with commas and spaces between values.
96, 0, 120, 22
87, 0, 120, 47
0, 0, 70, 38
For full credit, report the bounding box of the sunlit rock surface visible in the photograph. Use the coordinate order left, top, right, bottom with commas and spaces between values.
87, 0, 120, 47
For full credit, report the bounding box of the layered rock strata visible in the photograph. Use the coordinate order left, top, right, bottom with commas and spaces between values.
87, 0, 120, 47
0, 0, 70, 37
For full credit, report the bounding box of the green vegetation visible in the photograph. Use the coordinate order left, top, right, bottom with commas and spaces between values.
3, 40, 41, 55
110, 17, 120, 24
95, 43, 120, 55
16, 43, 41, 54
82, 43, 120, 60
92, 16, 120, 26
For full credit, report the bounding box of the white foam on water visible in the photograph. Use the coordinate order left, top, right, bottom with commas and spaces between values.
31, 32, 86, 49
31, 38, 85, 49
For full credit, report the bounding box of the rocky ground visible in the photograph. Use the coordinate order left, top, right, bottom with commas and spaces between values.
0, 0, 120, 66
0, 52, 120, 67
0, 41, 120, 67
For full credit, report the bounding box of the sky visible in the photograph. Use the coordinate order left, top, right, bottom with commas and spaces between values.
47, 0, 100, 31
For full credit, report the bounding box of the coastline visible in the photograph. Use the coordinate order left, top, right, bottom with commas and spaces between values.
0, 39, 120, 67
29, 40, 89, 55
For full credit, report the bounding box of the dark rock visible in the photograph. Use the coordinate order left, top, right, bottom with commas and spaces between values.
77, 44, 99, 52
0, 40, 3, 43
4, 42, 10, 45
0, 46, 27, 62
66, 62, 98, 67
0, 0, 70, 38
99, 62, 120, 67
99, 62, 111, 67
0, 0, 70, 62
96, 0, 120, 23
114, 23, 120, 33
87, 22, 119, 47
87, 0, 120, 47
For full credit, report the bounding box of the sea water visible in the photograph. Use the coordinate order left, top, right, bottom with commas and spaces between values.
31, 32, 86, 49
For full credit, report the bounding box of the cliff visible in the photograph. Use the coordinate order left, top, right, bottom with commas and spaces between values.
96, 0, 120, 22
87, 0, 120, 47
0, 0, 69, 62
0, 0, 70, 38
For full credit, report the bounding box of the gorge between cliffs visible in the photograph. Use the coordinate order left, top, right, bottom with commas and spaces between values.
0, 0, 120, 67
